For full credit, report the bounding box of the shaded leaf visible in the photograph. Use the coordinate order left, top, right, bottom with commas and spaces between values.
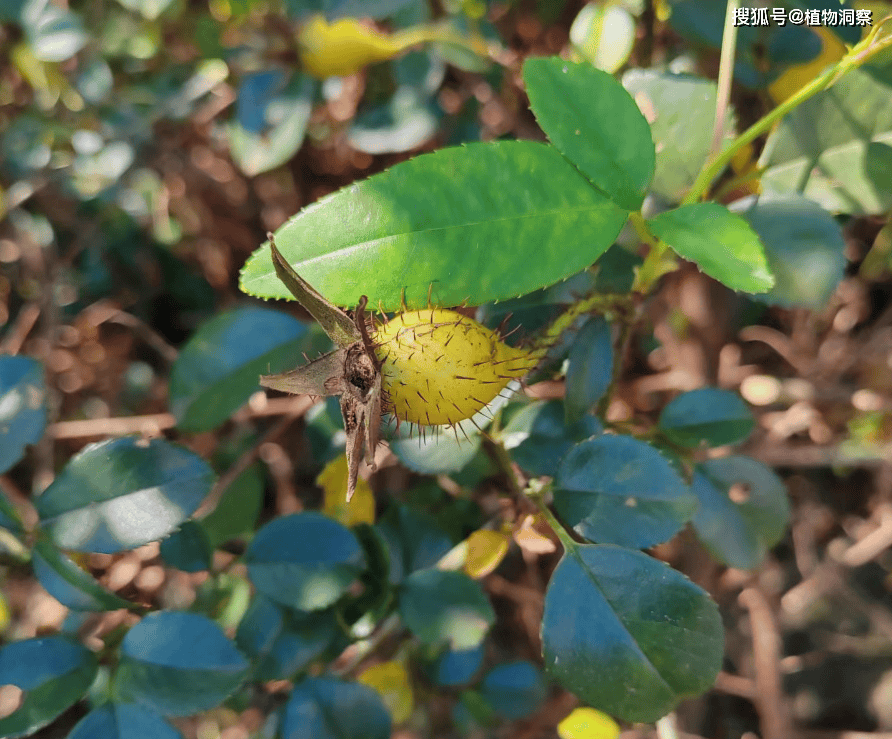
32, 539, 132, 611
555, 435, 697, 549
375, 504, 452, 584
658, 387, 754, 448
159, 521, 213, 572
35, 437, 214, 554
731, 192, 846, 308
480, 661, 547, 720
0, 636, 97, 737
68, 703, 184, 739
691, 456, 790, 570
429, 644, 484, 687
116, 611, 249, 716
564, 317, 612, 424
239, 140, 628, 310
399, 569, 494, 649
245, 512, 365, 610
542, 545, 723, 722
283, 676, 391, 739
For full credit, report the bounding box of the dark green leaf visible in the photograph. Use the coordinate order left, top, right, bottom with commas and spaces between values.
691, 456, 790, 570
32, 540, 133, 611
555, 435, 697, 549
283, 676, 391, 739
198, 465, 263, 548
160, 521, 213, 572
523, 57, 654, 211
116, 611, 249, 716
564, 317, 612, 424
479, 661, 547, 720
0, 636, 97, 737
35, 437, 214, 553
236, 596, 337, 681
169, 307, 318, 432
68, 703, 184, 739
375, 504, 452, 584
501, 400, 602, 477
622, 71, 729, 204
430, 644, 484, 687
284, 0, 415, 21
731, 192, 846, 308
648, 203, 774, 292
399, 569, 494, 649
245, 513, 366, 610
390, 425, 481, 474
0, 355, 47, 474
659, 388, 754, 448
760, 68, 892, 215
542, 545, 723, 722
239, 140, 629, 310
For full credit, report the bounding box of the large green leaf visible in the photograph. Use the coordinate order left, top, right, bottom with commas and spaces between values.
32, 540, 133, 611
239, 140, 629, 310
691, 456, 790, 570
731, 192, 846, 308
622, 70, 729, 204
554, 435, 697, 549
116, 611, 249, 716
35, 437, 214, 553
542, 545, 723, 722
523, 57, 655, 211
169, 307, 321, 433
658, 388, 754, 448
647, 202, 773, 292
760, 68, 892, 215
245, 513, 366, 610
0, 636, 97, 737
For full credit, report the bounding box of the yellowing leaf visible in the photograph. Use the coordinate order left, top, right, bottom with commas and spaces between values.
768, 27, 846, 105
318, 454, 375, 525
557, 707, 620, 739
0, 591, 9, 632
464, 529, 510, 578
358, 660, 414, 723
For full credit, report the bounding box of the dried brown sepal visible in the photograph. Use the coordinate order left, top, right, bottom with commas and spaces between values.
268, 233, 361, 349
260, 348, 347, 396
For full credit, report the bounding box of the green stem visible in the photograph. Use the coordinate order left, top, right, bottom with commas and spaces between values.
526, 484, 578, 555
710, 0, 740, 157
529, 291, 631, 360
683, 17, 892, 206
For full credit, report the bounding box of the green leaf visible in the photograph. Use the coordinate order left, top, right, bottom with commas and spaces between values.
284, 0, 415, 21
523, 57, 655, 211
564, 317, 612, 425
35, 437, 214, 553
691, 456, 790, 570
647, 202, 774, 292
622, 70, 729, 204
116, 611, 249, 716
236, 596, 338, 681
479, 662, 547, 720
375, 504, 452, 584
731, 192, 846, 308
245, 513, 366, 610
160, 521, 213, 572
0, 355, 47, 474
21, 0, 87, 62
169, 307, 321, 432
554, 435, 697, 549
659, 388, 754, 448
399, 569, 494, 649
283, 677, 391, 739
239, 140, 629, 310
68, 704, 185, 739
542, 545, 723, 722
0, 490, 23, 533
430, 645, 484, 687
199, 464, 263, 548
0, 636, 98, 737
348, 87, 439, 155
501, 399, 602, 477
390, 424, 482, 474
32, 540, 133, 611
228, 72, 316, 177
760, 68, 892, 215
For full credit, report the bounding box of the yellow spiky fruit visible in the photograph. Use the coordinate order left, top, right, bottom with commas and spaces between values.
373, 309, 539, 427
